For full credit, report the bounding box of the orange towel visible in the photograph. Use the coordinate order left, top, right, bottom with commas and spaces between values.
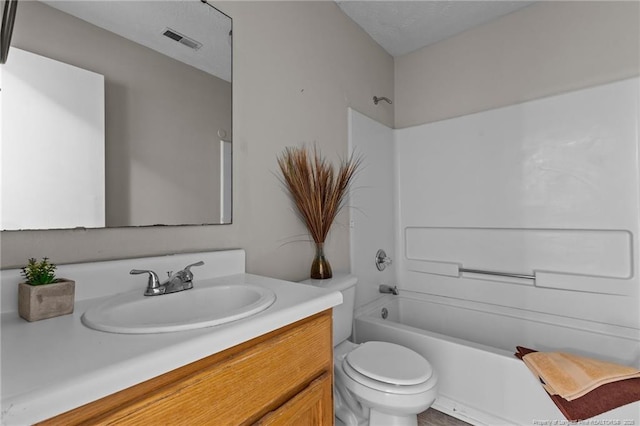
522, 351, 640, 401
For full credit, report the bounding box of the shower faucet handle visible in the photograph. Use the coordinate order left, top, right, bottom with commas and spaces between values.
375, 249, 392, 271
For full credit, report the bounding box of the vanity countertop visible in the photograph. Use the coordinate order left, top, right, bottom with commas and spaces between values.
1, 273, 341, 425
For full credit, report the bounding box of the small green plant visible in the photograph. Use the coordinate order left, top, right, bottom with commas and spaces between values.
21, 257, 60, 286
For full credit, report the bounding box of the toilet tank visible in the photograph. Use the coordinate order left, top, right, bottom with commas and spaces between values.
301, 274, 358, 346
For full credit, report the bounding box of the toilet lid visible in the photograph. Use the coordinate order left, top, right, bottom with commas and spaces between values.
345, 341, 433, 386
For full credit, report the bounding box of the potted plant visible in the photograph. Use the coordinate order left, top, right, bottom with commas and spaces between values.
277, 145, 361, 279
18, 257, 75, 321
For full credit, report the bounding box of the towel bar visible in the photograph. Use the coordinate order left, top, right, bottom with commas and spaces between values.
459, 267, 535, 280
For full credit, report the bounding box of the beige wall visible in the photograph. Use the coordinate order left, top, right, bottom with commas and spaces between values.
395, 1, 640, 128
11, 1, 232, 227
1, 1, 394, 282
9, 1, 633, 280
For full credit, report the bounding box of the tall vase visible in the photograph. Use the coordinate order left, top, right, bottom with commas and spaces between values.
311, 242, 332, 279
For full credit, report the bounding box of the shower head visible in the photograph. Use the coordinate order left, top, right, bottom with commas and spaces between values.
373, 96, 392, 105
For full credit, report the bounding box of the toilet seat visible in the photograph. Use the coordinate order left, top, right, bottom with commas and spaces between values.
342, 341, 436, 394
346, 341, 432, 385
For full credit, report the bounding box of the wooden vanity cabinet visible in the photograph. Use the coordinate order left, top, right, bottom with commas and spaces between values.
39, 310, 334, 425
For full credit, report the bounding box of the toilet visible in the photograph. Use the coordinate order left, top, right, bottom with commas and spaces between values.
302, 274, 437, 426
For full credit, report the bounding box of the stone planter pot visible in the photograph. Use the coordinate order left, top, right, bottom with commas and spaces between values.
18, 279, 75, 322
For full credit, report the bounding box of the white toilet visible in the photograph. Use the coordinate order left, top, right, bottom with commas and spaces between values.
303, 274, 437, 426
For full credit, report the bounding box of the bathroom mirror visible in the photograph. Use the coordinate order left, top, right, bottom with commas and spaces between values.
1, 0, 232, 230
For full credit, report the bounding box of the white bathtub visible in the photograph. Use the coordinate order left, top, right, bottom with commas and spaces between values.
353, 293, 640, 425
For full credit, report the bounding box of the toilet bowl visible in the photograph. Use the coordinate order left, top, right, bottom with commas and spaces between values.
301, 274, 438, 426
334, 340, 437, 426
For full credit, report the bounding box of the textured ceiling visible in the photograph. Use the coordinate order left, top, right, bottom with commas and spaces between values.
337, 0, 536, 57
42, 0, 232, 82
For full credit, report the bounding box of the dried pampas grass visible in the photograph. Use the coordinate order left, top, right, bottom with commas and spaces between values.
277, 145, 362, 244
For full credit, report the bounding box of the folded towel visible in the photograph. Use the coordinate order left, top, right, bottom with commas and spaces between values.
516, 346, 640, 422
522, 350, 640, 401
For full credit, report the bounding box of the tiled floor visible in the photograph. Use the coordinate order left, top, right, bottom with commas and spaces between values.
418, 408, 473, 426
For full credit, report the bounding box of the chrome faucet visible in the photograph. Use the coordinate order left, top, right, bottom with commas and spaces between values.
130, 261, 204, 296
379, 284, 399, 295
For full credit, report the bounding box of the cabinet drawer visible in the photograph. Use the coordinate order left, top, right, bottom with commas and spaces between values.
39, 310, 333, 425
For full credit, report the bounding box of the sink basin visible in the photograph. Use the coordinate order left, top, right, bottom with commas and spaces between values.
81, 284, 277, 334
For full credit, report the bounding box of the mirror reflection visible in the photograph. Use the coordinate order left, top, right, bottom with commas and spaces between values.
1, 0, 232, 230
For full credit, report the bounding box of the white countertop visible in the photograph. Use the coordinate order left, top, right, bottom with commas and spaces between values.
1, 273, 342, 425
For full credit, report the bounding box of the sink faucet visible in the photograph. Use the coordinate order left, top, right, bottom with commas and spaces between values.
130, 261, 204, 296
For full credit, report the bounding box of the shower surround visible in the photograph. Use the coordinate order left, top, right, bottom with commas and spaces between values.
348, 77, 640, 422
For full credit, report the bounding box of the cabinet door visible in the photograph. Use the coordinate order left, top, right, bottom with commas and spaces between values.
256, 372, 333, 426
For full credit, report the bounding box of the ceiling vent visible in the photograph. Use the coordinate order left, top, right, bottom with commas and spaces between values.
162, 28, 202, 51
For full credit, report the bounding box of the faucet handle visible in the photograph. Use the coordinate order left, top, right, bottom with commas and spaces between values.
183, 261, 204, 272
375, 249, 393, 271
130, 269, 162, 295
180, 261, 205, 282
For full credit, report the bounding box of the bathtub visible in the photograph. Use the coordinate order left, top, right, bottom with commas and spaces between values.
353, 293, 640, 425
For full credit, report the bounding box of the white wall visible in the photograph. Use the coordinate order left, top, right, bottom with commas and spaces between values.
1, 48, 105, 230
347, 79, 640, 370
394, 78, 639, 359
347, 108, 395, 308
1, 1, 394, 283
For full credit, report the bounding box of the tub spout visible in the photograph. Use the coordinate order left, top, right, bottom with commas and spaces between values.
379, 284, 399, 295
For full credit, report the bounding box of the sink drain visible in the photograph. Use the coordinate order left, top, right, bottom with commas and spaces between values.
381, 307, 388, 319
